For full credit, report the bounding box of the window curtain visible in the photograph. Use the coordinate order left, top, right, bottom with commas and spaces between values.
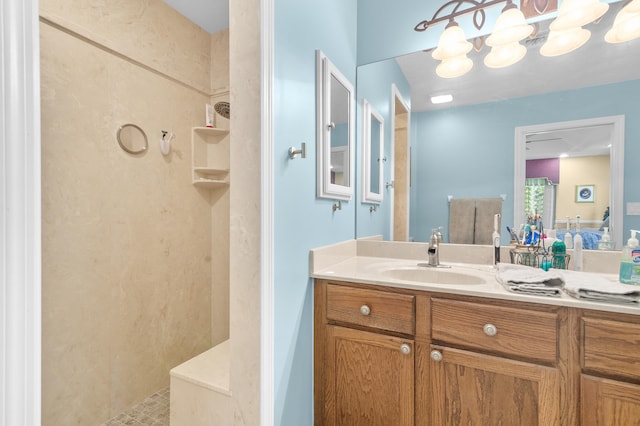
525, 178, 556, 230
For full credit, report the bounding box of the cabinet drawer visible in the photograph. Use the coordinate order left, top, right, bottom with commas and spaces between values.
431, 297, 558, 364
583, 317, 640, 381
326, 284, 415, 335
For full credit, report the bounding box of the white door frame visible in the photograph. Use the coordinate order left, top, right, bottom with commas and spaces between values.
514, 115, 625, 250
1, 0, 42, 424
389, 84, 411, 241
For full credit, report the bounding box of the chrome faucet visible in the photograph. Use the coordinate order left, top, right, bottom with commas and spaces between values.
428, 228, 440, 266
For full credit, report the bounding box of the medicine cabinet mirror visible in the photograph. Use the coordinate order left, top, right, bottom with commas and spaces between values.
361, 99, 384, 204
116, 123, 148, 154
316, 50, 355, 201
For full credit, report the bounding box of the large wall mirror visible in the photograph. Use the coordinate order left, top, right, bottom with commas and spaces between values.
361, 99, 384, 204
316, 50, 355, 201
355, 0, 639, 248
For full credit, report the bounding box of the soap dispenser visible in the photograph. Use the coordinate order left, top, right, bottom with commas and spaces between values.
620, 230, 640, 284
597, 227, 613, 250
573, 215, 583, 271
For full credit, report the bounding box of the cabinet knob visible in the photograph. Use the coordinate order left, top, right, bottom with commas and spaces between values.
360, 305, 371, 316
400, 344, 411, 355
430, 350, 443, 362
483, 323, 498, 336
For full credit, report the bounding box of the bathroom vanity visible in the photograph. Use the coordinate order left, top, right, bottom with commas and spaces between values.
312, 240, 640, 425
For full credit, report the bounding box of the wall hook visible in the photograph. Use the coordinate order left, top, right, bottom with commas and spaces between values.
288, 142, 306, 159
332, 200, 342, 212
385, 180, 395, 189
160, 130, 174, 156
370, 205, 377, 213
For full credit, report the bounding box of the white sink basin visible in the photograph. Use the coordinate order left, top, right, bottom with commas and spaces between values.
380, 266, 487, 285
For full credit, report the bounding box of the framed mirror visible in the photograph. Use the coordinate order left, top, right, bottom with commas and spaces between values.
116, 123, 148, 154
354, 0, 637, 246
316, 50, 355, 201
361, 99, 384, 204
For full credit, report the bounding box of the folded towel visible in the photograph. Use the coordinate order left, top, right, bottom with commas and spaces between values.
561, 270, 640, 304
496, 263, 564, 297
501, 283, 563, 297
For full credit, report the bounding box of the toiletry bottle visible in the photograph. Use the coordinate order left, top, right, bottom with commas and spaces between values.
493, 214, 501, 265
598, 227, 612, 250
552, 241, 566, 269
564, 216, 573, 249
620, 230, 640, 284
206, 104, 214, 128
573, 215, 583, 271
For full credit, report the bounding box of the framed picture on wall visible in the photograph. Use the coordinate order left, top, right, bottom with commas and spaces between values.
576, 184, 595, 203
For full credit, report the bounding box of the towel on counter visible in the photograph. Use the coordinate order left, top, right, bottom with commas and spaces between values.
561, 270, 640, 304
495, 263, 565, 297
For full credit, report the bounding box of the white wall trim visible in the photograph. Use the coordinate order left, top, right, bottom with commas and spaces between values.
260, 0, 275, 423
1, 0, 42, 424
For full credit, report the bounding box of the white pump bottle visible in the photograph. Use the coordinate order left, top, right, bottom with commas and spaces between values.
564, 216, 573, 249
573, 215, 583, 271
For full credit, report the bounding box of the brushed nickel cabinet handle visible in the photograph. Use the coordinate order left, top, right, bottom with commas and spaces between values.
400, 344, 411, 355
430, 350, 443, 362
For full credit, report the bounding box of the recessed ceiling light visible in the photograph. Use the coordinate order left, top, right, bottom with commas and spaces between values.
560, 153, 569, 158
431, 94, 453, 104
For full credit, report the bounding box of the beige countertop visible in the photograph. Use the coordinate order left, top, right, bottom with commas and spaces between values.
310, 238, 639, 316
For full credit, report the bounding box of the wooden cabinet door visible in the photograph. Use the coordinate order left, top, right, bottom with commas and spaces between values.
582, 375, 640, 426
323, 325, 414, 426
429, 345, 560, 426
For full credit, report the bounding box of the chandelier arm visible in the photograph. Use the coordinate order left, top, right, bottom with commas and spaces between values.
414, 0, 513, 32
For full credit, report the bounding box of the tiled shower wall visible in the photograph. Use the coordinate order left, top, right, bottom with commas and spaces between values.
40, 0, 228, 423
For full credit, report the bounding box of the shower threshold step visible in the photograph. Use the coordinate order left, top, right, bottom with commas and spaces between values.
170, 339, 231, 396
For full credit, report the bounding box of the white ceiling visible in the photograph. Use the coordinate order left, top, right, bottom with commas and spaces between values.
525, 123, 613, 159
163, 0, 229, 34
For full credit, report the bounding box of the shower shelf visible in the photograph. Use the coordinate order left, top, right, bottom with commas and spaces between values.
191, 127, 230, 188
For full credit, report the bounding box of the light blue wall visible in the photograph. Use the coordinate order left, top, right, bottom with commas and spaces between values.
273, 0, 357, 424
356, 59, 411, 239
411, 79, 640, 243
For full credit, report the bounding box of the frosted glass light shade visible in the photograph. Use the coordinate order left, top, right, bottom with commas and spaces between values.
486, 7, 534, 46
435, 55, 473, 78
605, 0, 640, 43
432, 24, 473, 60
628, 0, 640, 13
484, 43, 527, 68
540, 27, 590, 56
550, 0, 609, 31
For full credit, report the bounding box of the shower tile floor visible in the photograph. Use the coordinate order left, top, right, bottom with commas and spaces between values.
102, 387, 170, 426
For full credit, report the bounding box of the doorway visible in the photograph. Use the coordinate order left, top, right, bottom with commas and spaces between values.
391, 85, 411, 241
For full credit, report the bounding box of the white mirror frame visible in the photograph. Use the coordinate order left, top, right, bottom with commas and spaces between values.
316, 50, 355, 201
514, 115, 625, 249
361, 99, 384, 204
